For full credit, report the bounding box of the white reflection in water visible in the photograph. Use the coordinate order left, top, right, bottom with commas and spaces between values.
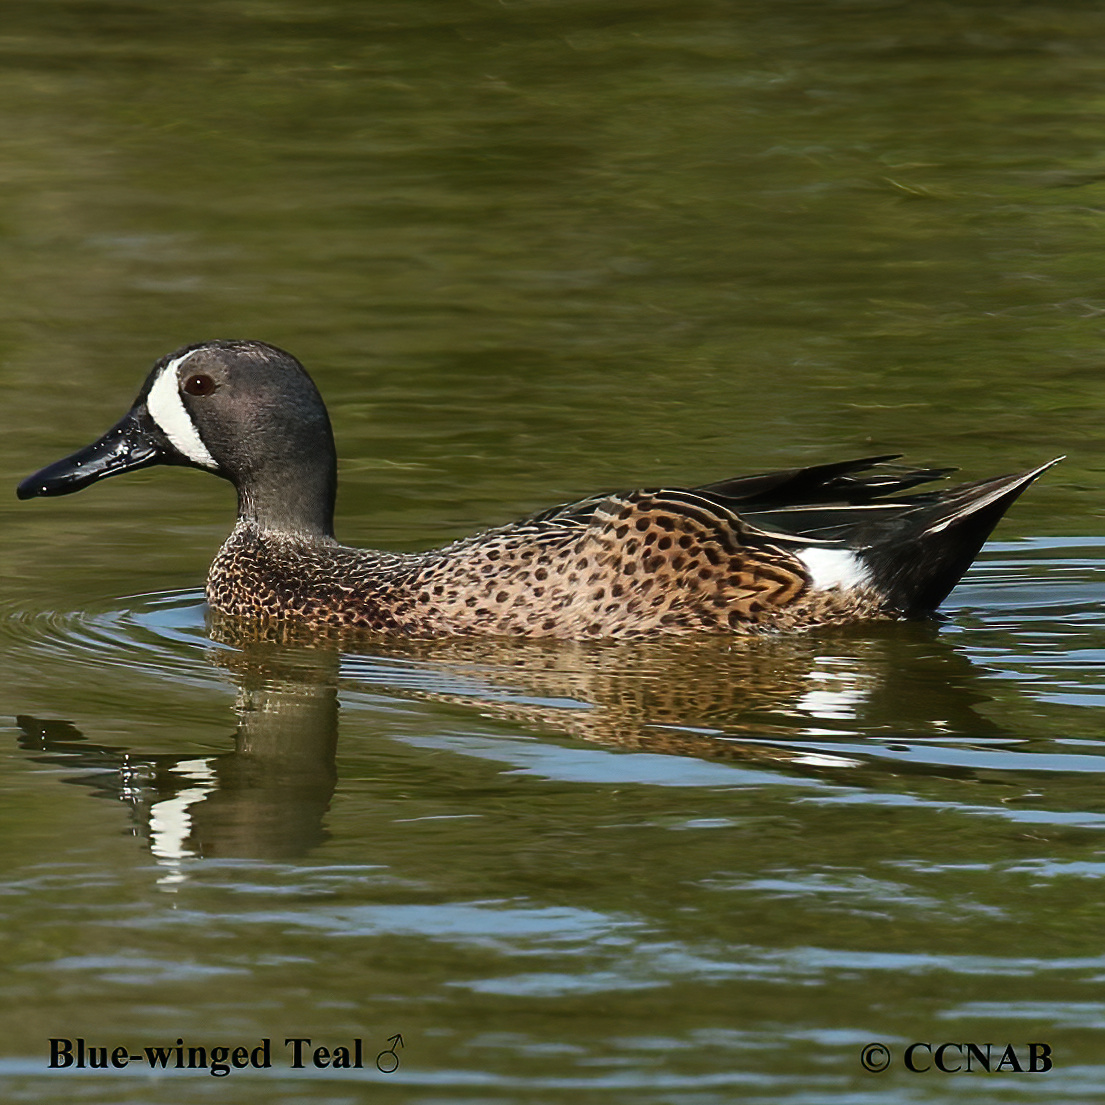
149, 758, 218, 885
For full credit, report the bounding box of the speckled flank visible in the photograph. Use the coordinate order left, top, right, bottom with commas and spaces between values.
207, 489, 880, 639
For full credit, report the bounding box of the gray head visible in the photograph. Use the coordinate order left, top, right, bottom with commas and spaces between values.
17, 340, 338, 538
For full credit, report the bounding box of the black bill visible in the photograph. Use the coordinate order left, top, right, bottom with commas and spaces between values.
17, 405, 172, 500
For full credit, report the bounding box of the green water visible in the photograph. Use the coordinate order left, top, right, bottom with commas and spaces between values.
3, 2, 1105, 1102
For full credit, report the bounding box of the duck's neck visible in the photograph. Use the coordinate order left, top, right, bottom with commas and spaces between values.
235, 458, 337, 541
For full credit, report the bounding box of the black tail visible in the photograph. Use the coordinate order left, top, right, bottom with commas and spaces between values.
848, 458, 1062, 615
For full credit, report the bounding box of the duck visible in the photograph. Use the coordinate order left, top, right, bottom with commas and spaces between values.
17, 340, 1059, 640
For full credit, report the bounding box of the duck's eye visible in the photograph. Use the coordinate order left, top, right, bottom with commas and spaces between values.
183, 373, 217, 396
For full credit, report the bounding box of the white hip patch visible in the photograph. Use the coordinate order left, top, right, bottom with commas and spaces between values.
146, 352, 218, 469
798, 547, 871, 592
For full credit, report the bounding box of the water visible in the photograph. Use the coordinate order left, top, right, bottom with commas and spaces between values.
2, 2, 1105, 1101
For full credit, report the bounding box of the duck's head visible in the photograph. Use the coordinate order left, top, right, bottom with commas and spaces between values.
17, 340, 338, 538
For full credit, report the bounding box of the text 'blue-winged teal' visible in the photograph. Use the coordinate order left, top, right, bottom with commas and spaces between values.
18, 340, 1060, 640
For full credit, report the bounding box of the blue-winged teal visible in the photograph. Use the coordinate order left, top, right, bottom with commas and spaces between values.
18, 340, 1059, 639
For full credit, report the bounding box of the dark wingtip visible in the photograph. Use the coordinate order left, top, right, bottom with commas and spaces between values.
863, 456, 1063, 616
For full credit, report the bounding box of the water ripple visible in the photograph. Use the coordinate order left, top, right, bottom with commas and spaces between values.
1, 588, 215, 686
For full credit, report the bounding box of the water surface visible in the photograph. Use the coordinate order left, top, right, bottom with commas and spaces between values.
2, 2, 1105, 1102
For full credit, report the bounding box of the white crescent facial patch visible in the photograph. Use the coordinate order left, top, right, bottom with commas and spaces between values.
145, 351, 218, 469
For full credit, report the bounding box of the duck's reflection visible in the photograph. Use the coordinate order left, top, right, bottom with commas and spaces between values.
17, 641, 339, 863
16, 614, 1010, 863
179, 641, 339, 857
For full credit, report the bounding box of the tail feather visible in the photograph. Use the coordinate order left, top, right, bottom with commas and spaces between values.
852, 457, 1062, 615
696, 455, 957, 507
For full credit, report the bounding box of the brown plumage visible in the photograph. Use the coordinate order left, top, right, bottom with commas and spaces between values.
205, 492, 867, 638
